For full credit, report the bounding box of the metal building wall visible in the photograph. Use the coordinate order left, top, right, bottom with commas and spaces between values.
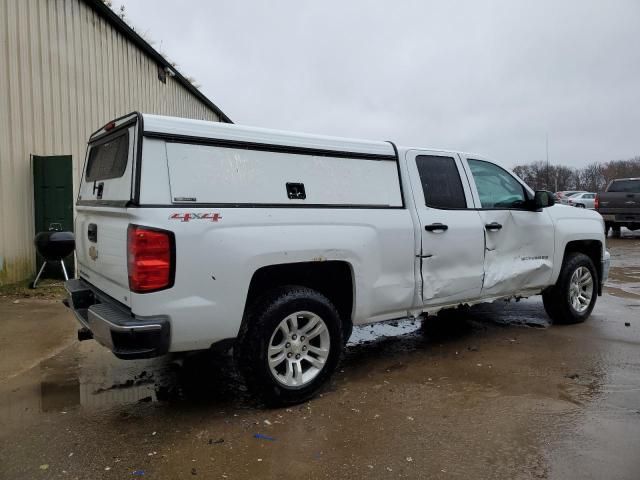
0, 0, 222, 284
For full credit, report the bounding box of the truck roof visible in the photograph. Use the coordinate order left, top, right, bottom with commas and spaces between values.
142, 113, 397, 159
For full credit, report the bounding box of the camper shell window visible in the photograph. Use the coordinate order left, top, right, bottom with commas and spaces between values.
86, 131, 130, 182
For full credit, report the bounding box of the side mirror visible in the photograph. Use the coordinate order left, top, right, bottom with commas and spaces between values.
533, 190, 555, 209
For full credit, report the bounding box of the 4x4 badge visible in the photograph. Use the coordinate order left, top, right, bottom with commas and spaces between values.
169, 213, 222, 223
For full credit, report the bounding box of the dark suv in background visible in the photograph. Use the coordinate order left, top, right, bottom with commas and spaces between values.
597, 178, 640, 235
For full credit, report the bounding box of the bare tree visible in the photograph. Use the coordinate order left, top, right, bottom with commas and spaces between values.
513, 156, 640, 192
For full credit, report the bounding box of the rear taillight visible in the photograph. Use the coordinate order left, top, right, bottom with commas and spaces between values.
127, 225, 174, 293
594, 194, 599, 210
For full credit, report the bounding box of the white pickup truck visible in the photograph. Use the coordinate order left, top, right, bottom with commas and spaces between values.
65, 112, 610, 405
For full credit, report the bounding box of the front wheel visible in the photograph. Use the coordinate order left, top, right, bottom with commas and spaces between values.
236, 286, 343, 406
543, 252, 598, 324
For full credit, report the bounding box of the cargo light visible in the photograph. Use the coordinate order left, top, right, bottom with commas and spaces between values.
127, 225, 175, 293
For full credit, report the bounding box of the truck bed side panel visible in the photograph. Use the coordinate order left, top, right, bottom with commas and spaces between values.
128, 208, 416, 352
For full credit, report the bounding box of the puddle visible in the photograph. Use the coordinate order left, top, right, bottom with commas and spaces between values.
0, 297, 559, 421
604, 236, 640, 299
1, 291, 639, 479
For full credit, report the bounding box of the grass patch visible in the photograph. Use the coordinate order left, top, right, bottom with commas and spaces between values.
0, 279, 66, 300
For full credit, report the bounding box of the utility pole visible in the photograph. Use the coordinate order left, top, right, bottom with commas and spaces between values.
545, 133, 551, 191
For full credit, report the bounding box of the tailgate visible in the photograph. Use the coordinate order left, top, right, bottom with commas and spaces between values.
75, 208, 133, 306
75, 114, 140, 306
599, 179, 640, 214
599, 192, 640, 214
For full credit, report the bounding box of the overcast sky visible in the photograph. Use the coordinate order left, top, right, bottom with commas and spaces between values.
113, 0, 639, 168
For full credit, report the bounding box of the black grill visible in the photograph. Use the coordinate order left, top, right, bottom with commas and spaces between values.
31, 226, 75, 288
34, 231, 75, 260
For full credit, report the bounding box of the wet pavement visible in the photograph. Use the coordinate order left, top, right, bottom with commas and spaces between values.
1, 234, 639, 479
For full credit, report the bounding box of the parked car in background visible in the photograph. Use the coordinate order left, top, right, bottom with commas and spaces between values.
557, 191, 587, 204
567, 192, 596, 209
597, 178, 640, 236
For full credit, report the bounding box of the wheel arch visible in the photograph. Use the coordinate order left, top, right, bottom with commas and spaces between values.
562, 240, 603, 294
243, 260, 355, 339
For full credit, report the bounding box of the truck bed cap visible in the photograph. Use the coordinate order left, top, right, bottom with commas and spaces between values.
141, 113, 396, 159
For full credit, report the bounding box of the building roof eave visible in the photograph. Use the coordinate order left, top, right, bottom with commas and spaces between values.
82, 0, 232, 123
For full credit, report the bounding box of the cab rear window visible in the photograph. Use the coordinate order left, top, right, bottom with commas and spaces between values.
85, 131, 130, 182
607, 179, 640, 193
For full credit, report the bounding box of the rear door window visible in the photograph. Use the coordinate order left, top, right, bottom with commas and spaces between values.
415, 155, 467, 209
85, 131, 130, 181
607, 179, 640, 193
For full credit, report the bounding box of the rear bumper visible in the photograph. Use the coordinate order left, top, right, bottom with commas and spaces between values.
63, 278, 170, 359
601, 213, 640, 224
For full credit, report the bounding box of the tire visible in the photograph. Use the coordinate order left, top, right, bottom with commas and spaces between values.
235, 286, 343, 406
612, 225, 621, 237
604, 222, 611, 236
542, 252, 598, 324
576, 204, 585, 208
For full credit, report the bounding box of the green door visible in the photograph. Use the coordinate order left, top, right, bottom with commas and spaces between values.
33, 155, 74, 278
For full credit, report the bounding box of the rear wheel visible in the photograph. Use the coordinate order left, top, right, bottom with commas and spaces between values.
576, 203, 585, 208
236, 286, 343, 406
543, 253, 598, 324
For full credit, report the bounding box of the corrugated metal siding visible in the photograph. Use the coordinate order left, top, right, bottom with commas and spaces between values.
0, 0, 221, 284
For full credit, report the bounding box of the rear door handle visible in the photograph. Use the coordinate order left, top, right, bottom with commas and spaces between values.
485, 222, 503, 231
425, 223, 448, 232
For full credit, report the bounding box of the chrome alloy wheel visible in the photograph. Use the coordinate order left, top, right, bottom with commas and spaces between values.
267, 311, 331, 388
569, 266, 594, 313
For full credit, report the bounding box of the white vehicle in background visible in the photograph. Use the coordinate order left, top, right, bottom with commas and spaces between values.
567, 192, 596, 209
64, 112, 610, 405
558, 190, 587, 204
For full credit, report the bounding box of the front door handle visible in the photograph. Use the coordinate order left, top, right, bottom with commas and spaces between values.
425, 223, 448, 232
485, 222, 503, 231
